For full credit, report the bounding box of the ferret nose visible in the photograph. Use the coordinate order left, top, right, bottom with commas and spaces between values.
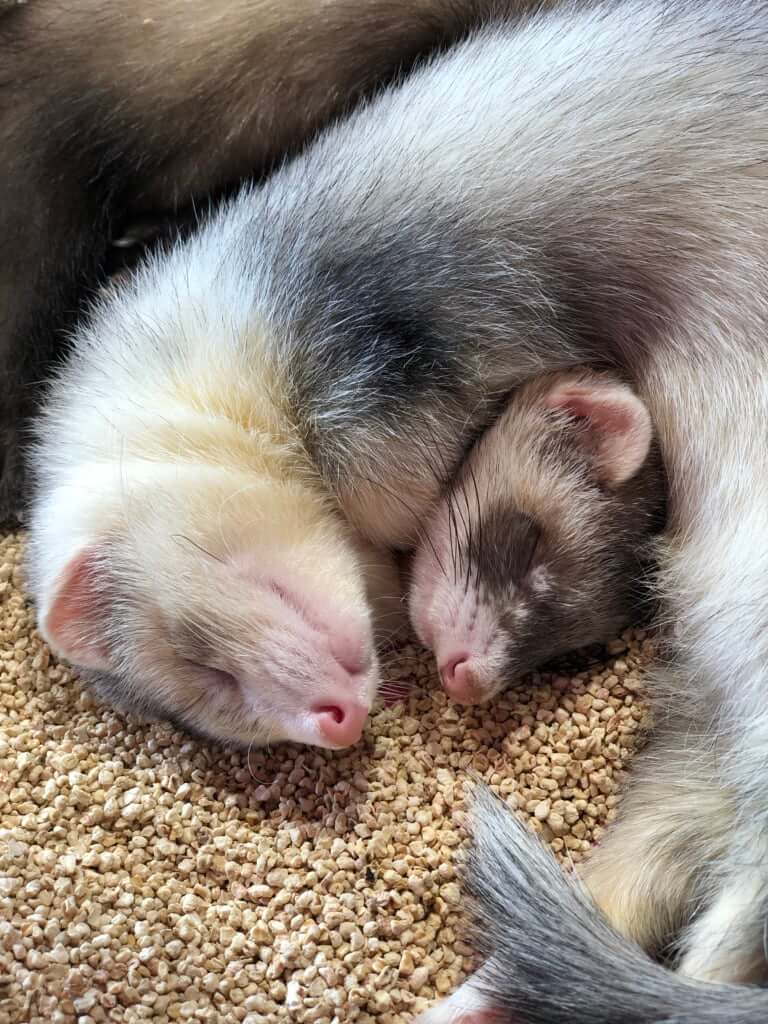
312, 701, 369, 748
440, 653, 469, 687
439, 654, 485, 706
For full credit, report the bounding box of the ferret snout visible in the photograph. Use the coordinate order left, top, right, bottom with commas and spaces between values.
232, 571, 379, 749
410, 528, 517, 706
311, 701, 370, 748
196, 660, 372, 747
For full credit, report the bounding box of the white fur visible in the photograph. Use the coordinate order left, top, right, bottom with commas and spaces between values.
26, 0, 768, 1001
28, 233, 404, 748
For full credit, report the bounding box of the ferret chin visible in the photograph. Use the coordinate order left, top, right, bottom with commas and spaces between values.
409, 370, 665, 705
26, 248, 403, 751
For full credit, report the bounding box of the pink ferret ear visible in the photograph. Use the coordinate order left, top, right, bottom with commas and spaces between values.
543, 377, 652, 487
43, 546, 113, 671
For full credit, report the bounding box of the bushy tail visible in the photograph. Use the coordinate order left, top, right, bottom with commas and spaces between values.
464, 785, 768, 1024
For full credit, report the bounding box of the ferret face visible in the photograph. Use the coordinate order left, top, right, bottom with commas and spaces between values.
35, 467, 393, 749
409, 371, 665, 705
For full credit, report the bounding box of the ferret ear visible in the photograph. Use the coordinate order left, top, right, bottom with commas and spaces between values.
43, 546, 112, 671
543, 378, 652, 486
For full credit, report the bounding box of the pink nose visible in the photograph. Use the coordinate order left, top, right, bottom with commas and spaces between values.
313, 701, 369, 748
439, 654, 485, 706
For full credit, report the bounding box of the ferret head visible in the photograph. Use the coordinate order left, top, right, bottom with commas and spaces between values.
409, 370, 665, 705
31, 463, 399, 749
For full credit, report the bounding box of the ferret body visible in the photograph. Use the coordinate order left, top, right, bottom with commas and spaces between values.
1, 0, 537, 522
27, 0, 768, 995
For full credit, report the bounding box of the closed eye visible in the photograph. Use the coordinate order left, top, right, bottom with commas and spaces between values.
266, 580, 326, 633
182, 658, 239, 690
521, 526, 543, 580
468, 506, 543, 596
268, 581, 304, 615
207, 667, 239, 689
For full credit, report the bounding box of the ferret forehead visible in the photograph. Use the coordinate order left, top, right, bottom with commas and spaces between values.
467, 416, 595, 528
461, 441, 570, 522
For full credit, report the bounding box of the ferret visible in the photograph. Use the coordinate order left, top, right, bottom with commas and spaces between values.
416, 786, 768, 1024
408, 369, 665, 705
26, 0, 768, 991
1, 0, 546, 523
26, 222, 410, 752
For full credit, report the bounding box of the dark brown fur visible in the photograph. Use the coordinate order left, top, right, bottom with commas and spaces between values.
409, 371, 668, 697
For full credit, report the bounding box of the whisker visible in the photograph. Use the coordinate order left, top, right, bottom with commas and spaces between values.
246, 739, 267, 783
466, 459, 484, 591
171, 533, 224, 563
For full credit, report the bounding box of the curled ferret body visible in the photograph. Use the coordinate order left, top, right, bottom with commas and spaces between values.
418, 786, 768, 1024
27, 0, 768, 1001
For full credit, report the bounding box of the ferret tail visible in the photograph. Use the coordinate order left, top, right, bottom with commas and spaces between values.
464, 785, 768, 1024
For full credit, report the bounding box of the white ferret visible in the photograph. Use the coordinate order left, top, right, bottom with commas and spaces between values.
27, 0, 768, 999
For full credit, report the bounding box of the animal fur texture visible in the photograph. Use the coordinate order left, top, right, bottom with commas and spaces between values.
1, 0, 546, 523
27, 0, 768, 1001
409, 369, 666, 705
416, 785, 768, 1024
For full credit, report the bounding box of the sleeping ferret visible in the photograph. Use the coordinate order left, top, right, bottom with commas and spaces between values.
409, 369, 666, 706
27, 0, 768, 992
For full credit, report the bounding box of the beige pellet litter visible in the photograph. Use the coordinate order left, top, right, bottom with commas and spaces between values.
0, 530, 652, 1023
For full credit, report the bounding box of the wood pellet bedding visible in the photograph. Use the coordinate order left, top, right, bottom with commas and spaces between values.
0, 530, 652, 1023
